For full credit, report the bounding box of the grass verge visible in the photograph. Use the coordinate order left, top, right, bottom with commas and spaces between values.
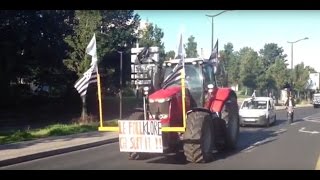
0, 119, 118, 145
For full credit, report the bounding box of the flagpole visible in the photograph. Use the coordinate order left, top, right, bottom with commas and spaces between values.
81, 96, 87, 121
181, 67, 186, 129
95, 65, 104, 128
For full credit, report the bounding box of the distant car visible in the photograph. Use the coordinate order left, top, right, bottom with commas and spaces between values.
239, 97, 276, 127
313, 93, 320, 108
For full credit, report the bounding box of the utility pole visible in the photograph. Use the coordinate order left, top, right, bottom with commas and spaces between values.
287, 37, 309, 92
206, 10, 230, 51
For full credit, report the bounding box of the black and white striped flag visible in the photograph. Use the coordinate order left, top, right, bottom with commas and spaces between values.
74, 34, 98, 97
74, 66, 97, 97
209, 40, 218, 71
162, 34, 185, 89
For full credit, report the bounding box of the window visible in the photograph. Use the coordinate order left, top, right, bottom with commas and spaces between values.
202, 64, 215, 87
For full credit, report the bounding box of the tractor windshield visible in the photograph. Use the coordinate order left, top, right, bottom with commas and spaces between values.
163, 64, 202, 89
163, 63, 203, 107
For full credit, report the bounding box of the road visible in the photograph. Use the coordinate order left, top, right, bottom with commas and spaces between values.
2, 107, 320, 170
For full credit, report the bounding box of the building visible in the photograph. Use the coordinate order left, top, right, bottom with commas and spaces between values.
307, 72, 320, 91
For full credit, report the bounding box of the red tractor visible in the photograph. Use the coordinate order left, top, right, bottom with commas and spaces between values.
127, 57, 239, 163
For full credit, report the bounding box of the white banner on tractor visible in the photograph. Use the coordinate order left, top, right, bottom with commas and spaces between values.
118, 120, 163, 153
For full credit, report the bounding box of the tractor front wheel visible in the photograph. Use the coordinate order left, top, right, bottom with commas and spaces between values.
183, 111, 214, 163
221, 93, 240, 150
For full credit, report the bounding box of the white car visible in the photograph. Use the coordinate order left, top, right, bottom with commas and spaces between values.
239, 97, 276, 127
313, 93, 320, 108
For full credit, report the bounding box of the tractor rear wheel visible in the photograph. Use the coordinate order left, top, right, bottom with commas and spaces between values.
183, 111, 214, 163
221, 93, 239, 150
127, 111, 145, 160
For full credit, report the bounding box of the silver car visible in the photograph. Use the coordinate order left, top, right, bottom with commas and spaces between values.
239, 97, 276, 127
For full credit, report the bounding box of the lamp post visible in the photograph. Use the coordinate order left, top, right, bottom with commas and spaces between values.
287, 37, 308, 92
206, 10, 230, 51
287, 37, 308, 70
118, 43, 127, 120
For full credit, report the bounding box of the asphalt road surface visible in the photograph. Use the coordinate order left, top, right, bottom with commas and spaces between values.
2, 107, 320, 170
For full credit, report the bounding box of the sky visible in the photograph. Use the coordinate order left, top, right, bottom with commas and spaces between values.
135, 10, 320, 72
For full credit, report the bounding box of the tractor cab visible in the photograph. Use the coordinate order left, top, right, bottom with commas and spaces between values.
162, 58, 217, 107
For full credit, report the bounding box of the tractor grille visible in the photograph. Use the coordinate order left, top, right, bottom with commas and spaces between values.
149, 101, 170, 119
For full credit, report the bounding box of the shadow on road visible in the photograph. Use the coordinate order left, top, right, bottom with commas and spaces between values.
143, 122, 289, 165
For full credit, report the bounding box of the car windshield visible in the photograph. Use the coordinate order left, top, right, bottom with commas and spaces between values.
242, 100, 267, 110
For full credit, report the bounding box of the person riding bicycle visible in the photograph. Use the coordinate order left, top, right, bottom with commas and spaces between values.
284, 94, 295, 122
284, 94, 295, 108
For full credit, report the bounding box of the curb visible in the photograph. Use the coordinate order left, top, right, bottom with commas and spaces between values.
0, 137, 119, 167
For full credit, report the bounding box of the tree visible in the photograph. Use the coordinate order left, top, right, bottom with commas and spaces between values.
292, 62, 310, 98
259, 43, 287, 69
184, 35, 198, 58
63, 10, 102, 76
138, 22, 165, 62
98, 10, 140, 89
99, 10, 140, 56
256, 72, 276, 96
239, 47, 261, 94
219, 42, 237, 87
0, 10, 74, 107
165, 50, 175, 61
267, 58, 290, 100
63, 10, 141, 119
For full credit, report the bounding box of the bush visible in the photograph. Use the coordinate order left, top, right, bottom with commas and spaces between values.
122, 87, 135, 97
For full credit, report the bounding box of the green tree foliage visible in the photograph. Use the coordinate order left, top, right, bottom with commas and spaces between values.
63, 10, 102, 76
0, 10, 74, 106
138, 22, 165, 62
267, 58, 290, 92
184, 35, 198, 58
99, 10, 140, 56
292, 62, 310, 95
165, 50, 175, 61
259, 43, 287, 69
63, 10, 140, 90
239, 47, 261, 91
219, 43, 238, 86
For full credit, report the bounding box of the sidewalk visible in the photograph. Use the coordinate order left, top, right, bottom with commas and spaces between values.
0, 131, 119, 167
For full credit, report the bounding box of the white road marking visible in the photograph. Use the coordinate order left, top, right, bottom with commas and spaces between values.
304, 119, 320, 123
302, 112, 320, 124
298, 127, 320, 134
271, 128, 287, 135
290, 121, 301, 125
241, 137, 276, 153
303, 112, 320, 120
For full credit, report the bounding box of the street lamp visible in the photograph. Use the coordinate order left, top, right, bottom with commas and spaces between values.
287, 37, 309, 70
206, 10, 231, 51
118, 43, 127, 120
287, 37, 308, 92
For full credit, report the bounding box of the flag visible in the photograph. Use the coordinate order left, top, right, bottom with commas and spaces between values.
74, 66, 97, 97
209, 40, 218, 72
74, 34, 98, 97
86, 33, 98, 66
162, 34, 185, 89
209, 39, 218, 63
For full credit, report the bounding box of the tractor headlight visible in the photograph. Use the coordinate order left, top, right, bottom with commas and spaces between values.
158, 114, 168, 119
207, 84, 214, 93
156, 98, 171, 103
143, 86, 149, 95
